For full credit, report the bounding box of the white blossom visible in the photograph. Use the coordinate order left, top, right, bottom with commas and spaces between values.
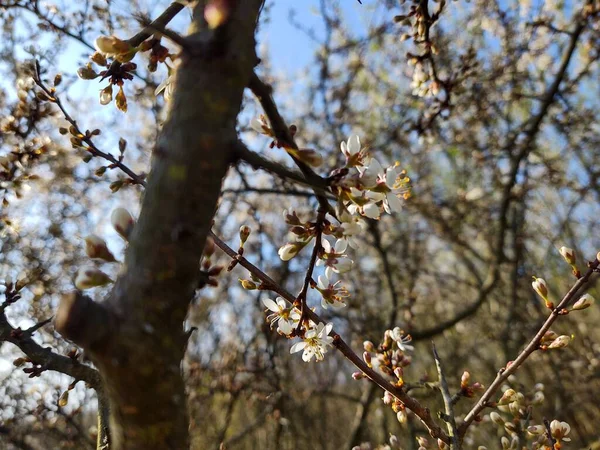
391, 327, 414, 352
317, 238, 353, 279
316, 274, 348, 309
550, 420, 571, 442
290, 322, 334, 362
262, 297, 300, 335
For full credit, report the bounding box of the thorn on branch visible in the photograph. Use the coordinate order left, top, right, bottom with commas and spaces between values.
24, 317, 53, 336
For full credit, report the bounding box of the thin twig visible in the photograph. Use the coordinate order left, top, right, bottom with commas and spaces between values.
32, 61, 147, 187
459, 258, 599, 436
432, 343, 460, 449
209, 230, 450, 444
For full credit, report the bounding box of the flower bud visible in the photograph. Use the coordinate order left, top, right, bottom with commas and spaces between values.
394, 367, 404, 380
531, 277, 548, 299
239, 279, 256, 290
572, 293, 594, 311
75, 267, 112, 289
541, 330, 559, 345
382, 391, 394, 405
99, 84, 113, 105
239, 225, 251, 246
90, 51, 107, 66
84, 234, 116, 262
559, 246, 576, 265
498, 388, 516, 405
295, 148, 323, 167
94, 35, 131, 55
461, 371, 470, 388
111, 207, 135, 240
77, 64, 98, 80
363, 340, 375, 352
363, 351, 372, 367
352, 371, 365, 380
532, 391, 544, 405
547, 335, 571, 349
527, 425, 545, 435
489, 411, 504, 425
396, 410, 407, 424
508, 400, 520, 417
115, 86, 127, 112
278, 242, 302, 261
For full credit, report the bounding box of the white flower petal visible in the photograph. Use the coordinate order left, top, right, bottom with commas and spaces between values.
278, 318, 293, 335
363, 203, 380, 219
317, 275, 328, 289
262, 298, 279, 312
334, 238, 348, 253
386, 193, 403, 213
348, 135, 361, 155
325, 266, 334, 279
290, 342, 306, 354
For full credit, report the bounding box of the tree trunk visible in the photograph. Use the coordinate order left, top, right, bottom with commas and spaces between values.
55, 2, 264, 449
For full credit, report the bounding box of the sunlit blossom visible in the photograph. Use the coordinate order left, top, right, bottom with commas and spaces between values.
262, 297, 300, 335
290, 322, 334, 362
317, 238, 353, 279
316, 274, 349, 309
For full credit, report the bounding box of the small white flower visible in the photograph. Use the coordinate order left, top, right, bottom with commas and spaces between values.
390, 327, 414, 352
290, 322, 334, 362
316, 274, 349, 309
262, 297, 300, 335
341, 135, 369, 168
341, 135, 361, 157
317, 238, 353, 279
338, 211, 366, 249
359, 158, 385, 188
550, 420, 571, 442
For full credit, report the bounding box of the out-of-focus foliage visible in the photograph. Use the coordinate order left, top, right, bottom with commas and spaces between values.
1, 0, 600, 449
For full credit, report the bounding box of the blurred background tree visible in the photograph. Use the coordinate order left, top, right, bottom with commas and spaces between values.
1, 1, 599, 449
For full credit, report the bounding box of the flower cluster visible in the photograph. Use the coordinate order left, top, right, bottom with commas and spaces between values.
262, 297, 300, 335
79, 34, 177, 110
355, 328, 414, 406
486, 383, 575, 449
334, 135, 411, 220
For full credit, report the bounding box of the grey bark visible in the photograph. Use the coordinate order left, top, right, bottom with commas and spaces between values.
55, 2, 264, 449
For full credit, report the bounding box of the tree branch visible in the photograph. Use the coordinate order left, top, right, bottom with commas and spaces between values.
209, 230, 451, 444
459, 258, 599, 437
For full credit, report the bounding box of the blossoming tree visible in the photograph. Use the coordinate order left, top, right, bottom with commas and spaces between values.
1, 1, 600, 450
